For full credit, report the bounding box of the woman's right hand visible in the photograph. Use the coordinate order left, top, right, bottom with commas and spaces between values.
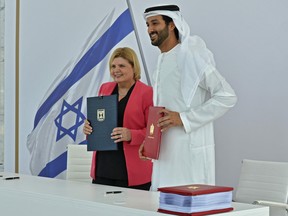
83, 119, 93, 135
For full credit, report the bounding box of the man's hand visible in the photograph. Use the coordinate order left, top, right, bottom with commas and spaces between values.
138, 142, 151, 160
158, 109, 183, 132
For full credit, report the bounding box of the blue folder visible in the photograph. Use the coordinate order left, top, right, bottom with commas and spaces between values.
86, 94, 118, 151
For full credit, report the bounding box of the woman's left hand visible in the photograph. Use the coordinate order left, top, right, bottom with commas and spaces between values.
111, 127, 131, 143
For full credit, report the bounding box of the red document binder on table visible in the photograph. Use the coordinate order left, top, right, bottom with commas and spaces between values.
143, 106, 164, 159
86, 95, 118, 151
157, 208, 234, 216
157, 184, 234, 216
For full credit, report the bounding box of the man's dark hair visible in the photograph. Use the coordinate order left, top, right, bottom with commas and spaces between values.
162, 15, 179, 40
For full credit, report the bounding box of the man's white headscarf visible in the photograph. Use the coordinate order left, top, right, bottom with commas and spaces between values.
144, 5, 216, 108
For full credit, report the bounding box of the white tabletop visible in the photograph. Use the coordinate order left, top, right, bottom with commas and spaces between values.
0, 172, 269, 216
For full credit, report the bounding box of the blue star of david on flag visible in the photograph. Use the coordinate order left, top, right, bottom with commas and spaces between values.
54, 97, 86, 141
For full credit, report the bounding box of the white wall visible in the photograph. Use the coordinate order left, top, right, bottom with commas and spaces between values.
4, 0, 288, 190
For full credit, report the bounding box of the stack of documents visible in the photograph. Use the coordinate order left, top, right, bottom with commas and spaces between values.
158, 184, 234, 216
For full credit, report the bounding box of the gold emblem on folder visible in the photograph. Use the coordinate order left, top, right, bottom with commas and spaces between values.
188, 186, 200, 189
97, 109, 105, 121
149, 123, 155, 136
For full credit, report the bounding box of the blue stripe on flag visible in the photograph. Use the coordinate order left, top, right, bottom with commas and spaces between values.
33, 9, 133, 129
39, 142, 88, 178
38, 151, 67, 178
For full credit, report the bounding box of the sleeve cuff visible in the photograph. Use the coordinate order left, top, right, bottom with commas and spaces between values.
180, 112, 191, 133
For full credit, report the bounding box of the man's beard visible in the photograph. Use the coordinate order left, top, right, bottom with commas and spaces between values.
150, 25, 169, 47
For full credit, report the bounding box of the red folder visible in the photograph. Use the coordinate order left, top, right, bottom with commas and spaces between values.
158, 184, 234, 195
158, 207, 234, 216
143, 106, 164, 159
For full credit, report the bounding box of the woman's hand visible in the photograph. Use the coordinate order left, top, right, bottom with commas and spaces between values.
111, 127, 131, 143
83, 119, 92, 135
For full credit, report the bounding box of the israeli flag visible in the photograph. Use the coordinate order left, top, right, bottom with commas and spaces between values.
26, 6, 146, 179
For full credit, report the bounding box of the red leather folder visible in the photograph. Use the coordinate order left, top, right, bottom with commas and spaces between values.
158, 207, 234, 216
158, 184, 234, 195
143, 106, 164, 159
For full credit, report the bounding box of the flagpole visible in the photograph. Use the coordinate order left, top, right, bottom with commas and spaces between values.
126, 0, 151, 86
15, 0, 20, 173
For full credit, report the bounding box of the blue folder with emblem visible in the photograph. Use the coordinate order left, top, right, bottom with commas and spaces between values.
86, 94, 118, 151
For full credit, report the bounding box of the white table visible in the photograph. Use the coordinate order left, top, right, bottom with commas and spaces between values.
0, 172, 269, 216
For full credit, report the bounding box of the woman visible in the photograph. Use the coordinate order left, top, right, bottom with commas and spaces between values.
83, 47, 153, 190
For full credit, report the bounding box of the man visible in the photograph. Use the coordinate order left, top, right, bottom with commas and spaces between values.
139, 4, 237, 191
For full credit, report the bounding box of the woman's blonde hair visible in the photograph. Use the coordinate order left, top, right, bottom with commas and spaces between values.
109, 47, 141, 81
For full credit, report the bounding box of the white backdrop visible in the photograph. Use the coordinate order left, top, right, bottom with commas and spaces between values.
5, 0, 288, 189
